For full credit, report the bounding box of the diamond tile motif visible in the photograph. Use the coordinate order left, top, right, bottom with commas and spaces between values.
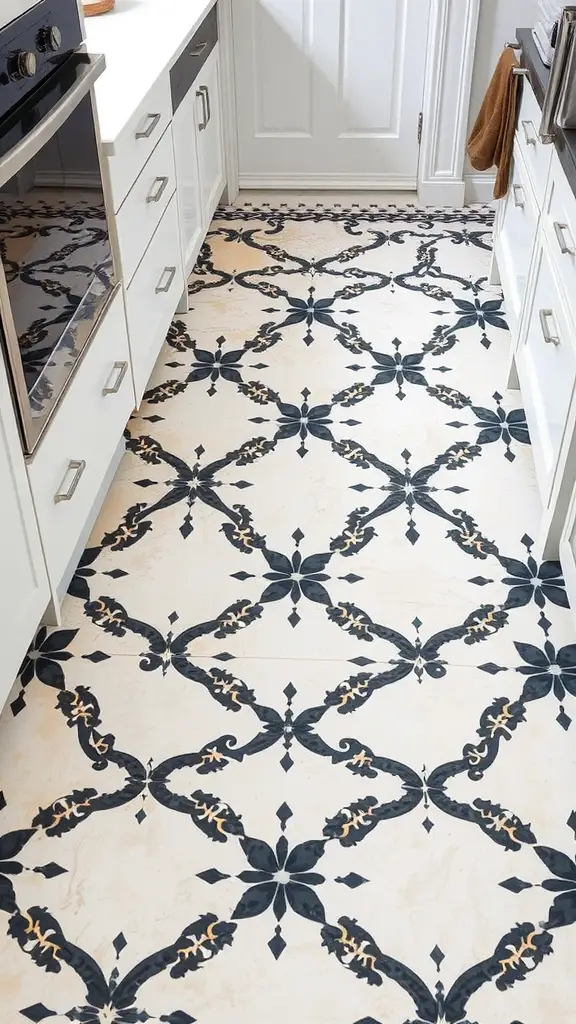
0, 200, 575, 1022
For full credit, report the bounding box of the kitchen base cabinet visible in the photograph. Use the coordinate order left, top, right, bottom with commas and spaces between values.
195, 45, 226, 230
173, 85, 204, 277
0, 358, 50, 702
125, 196, 185, 403
494, 142, 539, 343
27, 291, 136, 598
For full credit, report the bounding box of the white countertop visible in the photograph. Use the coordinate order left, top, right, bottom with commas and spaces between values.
84, 0, 216, 143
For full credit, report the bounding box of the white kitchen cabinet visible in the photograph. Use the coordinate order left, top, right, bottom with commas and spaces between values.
173, 82, 204, 276
517, 235, 576, 505
232, 0, 430, 188
0, 357, 50, 701
195, 44, 226, 228
494, 142, 539, 341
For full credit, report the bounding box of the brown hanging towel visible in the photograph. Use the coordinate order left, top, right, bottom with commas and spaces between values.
467, 47, 521, 201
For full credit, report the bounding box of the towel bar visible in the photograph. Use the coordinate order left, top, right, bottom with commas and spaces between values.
512, 67, 529, 76
506, 42, 522, 49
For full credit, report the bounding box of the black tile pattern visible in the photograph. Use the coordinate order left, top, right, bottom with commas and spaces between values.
1, 202, 576, 1023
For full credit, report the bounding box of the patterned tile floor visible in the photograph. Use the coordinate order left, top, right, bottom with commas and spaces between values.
2, 202, 576, 1023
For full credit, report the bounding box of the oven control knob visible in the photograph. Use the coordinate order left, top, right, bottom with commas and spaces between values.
37, 26, 62, 53
9, 50, 37, 79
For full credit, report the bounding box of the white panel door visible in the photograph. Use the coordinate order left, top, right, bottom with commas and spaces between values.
0, 357, 50, 705
233, 0, 430, 187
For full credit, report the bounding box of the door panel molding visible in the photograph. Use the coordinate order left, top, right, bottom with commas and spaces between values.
418, 0, 481, 206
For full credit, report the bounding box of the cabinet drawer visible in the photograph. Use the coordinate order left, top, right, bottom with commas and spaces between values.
27, 291, 135, 590
515, 79, 552, 209
171, 3, 218, 113
116, 126, 176, 286
125, 195, 185, 403
494, 141, 539, 340
518, 236, 576, 503
542, 148, 576, 306
105, 73, 172, 213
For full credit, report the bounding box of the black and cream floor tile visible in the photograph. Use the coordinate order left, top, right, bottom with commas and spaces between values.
2, 201, 576, 1023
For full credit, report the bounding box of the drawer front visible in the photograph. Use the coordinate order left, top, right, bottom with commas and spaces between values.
125, 196, 185, 403
27, 291, 135, 589
519, 237, 576, 502
515, 79, 552, 209
171, 3, 218, 113
495, 141, 539, 337
106, 73, 172, 213
116, 126, 177, 286
542, 148, 576, 305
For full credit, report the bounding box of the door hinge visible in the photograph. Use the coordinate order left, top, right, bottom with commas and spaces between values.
417, 112, 423, 146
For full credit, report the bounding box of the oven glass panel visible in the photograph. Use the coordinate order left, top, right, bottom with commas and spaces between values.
0, 85, 115, 450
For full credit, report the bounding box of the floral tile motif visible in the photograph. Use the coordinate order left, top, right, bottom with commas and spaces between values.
1, 201, 576, 1023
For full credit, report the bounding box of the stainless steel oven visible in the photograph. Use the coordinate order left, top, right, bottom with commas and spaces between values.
0, 0, 118, 454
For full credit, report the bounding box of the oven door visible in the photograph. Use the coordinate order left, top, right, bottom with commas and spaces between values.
0, 51, 119, 454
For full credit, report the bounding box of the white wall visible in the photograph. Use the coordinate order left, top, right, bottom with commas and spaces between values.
465, 0, 539, 201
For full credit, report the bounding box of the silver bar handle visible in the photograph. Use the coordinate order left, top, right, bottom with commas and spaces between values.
521, 120, 537, 146
0, 54, 106, 189
146, 175, 169, 203
136, 112, 161, 139
512, 67, 528, 76
202, 84, 211, 125
190, 41, 208, 56
512, 184, 525, 208
103, 361, 129, 396
539, 309, 561, 346
197, 88, 208, 130
54, 460, 87, 504
506, 41, 522, 49
155, 266, 177, 294
540, 8, 576, 143
554, 221, 576, 255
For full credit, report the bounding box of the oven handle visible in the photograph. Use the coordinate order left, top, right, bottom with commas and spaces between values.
0, 53, 106, 189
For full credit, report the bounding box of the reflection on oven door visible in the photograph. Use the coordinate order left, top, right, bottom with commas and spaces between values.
0, 92, 116, 451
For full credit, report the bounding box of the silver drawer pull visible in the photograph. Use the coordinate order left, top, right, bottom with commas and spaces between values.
539, 308, 561, 346
136, 112, 161, 139
54, 460, 86, 504
103, 361, 129, 396
554, 221, 576, 255
146, 176, 169, 203
197, 87, 208, 130
512, 184, 525, 208
190, 41, 208, 56
521, 120, 537, 146
155, 266, 177, 294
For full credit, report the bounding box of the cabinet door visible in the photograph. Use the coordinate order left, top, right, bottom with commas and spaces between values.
196, 45, 225, 225
233, 0, 429, 186
494, 144, 539, 343
173, 87, 204, 277
0, 356, 50, 704
517, 236, 576, 504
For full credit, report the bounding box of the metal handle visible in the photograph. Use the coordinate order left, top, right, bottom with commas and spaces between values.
197, 88, 208, 130
512, 184, 525, 208
146, 175, 169, 203
155, 266, 177, 294
135, 112, 161, 139
521, 120, 537, 146
103, 361, 129, 396
0, 54, 106, 189
554, 221, 576, 255
540, 8, 576, 143
54, 460, 87, 504
539, 309, 561, 346
202, 84, 211, 125
190, 41, 208, 56
512, 67, 528, 76
506, 41, 522, 49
